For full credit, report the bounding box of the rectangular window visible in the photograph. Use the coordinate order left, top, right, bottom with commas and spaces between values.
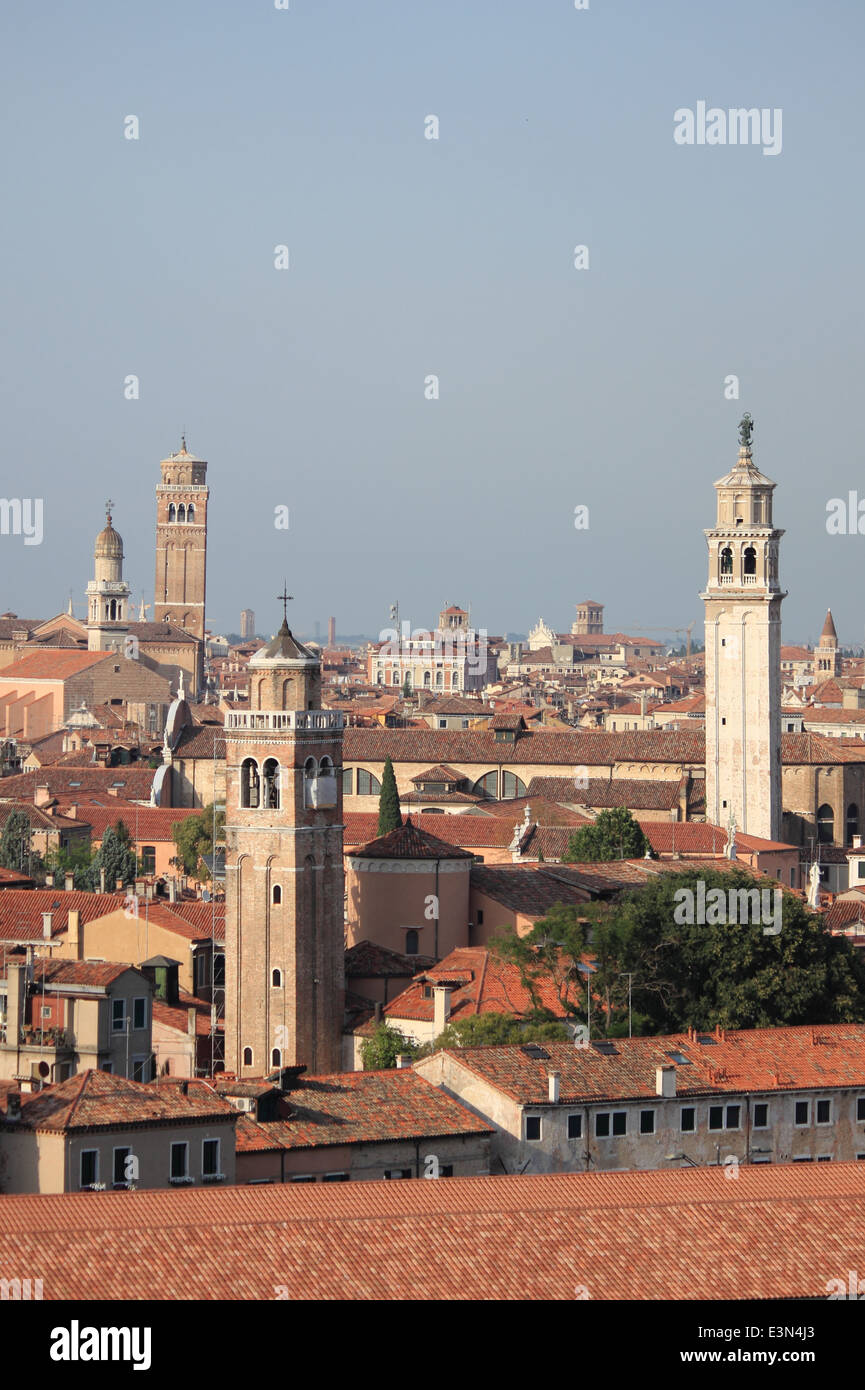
132, 1056, 149, 1083
816, 1099, 831, 1125
290, 1175, 315, 1183
708, 1105, 724, 1131
439, 1164, 454, 1177
753, 1102, 769, 1129
567, 1114, 582, 1140
170, 1142, 188, 1179
725, 1104, 741, 1131
792, 1155, 814, 1163
322, 1173, 349, 1182
680, 1107, 696, 1133
141, 846, 156, 875
816, 1154, 832, 1162
752, 1157, 771, 1164
113, 1147, 132, 1186
640, 1110, 655, 1135
132, 997, 147, 1030
858, 1097, 865, 1122
385, 1169, 412, 1179
202, 1139, 220, 1177
476, 910, 484, 926
80, 1150, 98, 1188
525, 1116, 541, 1141
438, 719, 447, 729
795, 1101, 810, 1127
111, 998, 126, 1033
595, 1113, 610, 1138
612, 1111, 626, 1137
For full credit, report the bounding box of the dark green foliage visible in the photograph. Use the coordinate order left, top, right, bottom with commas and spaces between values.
433, 1012, 568, 1050
563, 807, 649, 863
377, 756, 402, 836
0, 809, 35, 874
89, 821, 137, 891
360, 1021, 421, 1070
171, 805, 225, 880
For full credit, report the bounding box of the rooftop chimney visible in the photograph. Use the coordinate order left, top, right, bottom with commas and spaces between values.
115, 877, 124, 892
64, 873, 74, 893
433, 985, 452, 1037
41, 911, 53, 940
656, 1065, 677, 1098
67, 908, 81, 960
34, 785, 51, 808
548, 1071, 560, 1104
855, 835, 863, 850
187, 1007, 197, 1038
6, 1092, 22, 1123
395, 1053, 413, 1069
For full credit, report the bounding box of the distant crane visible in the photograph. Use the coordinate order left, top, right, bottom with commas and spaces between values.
626, 622, 697, 665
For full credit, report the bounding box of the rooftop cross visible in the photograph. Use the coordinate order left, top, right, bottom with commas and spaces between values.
105, 498, 114, 523
277, 584, 294, 624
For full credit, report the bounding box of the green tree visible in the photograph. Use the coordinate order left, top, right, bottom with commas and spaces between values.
171, 805, 225, 880
89, 821, 137, 891
433, 1012, 568, 1050
377, 756, 402, 836
43, 842, 94, 891
402, 675, 412, 700
490, 869, 865, 1037
563, 806, 649, 863
360, 1020, 421, 1070
491, 901, 589, 1019
0, 809, 35, 874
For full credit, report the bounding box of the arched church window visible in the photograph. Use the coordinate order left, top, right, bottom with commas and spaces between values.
424, 670, 431, 687
319, 756, 334, 777
272, 884, 282, 905
187, 504, 195, 523
472, 771, 498, 798
168, 504, 176, 522
342, 767, 354, 795
304, 756, 318, 779
243, 1047, 253, 1067
271, 1049, 281, 1068
357, 769, 381, 797
817, 803, 835, 845
272, 968, 282, 987
262, 758, 280, 810
720, 547, 733, 576
847, 803, 859, 844
743, 546, 757, 576
177, 504, 186, 523
502, 771, 527, 799
240, 757, 260, 808
436, 669, 443, 687
109, 600, 117, 620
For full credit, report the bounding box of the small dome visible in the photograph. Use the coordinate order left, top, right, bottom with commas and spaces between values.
95, 510, 124, 560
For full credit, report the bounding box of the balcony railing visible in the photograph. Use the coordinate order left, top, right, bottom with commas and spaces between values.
225, 710, 343, 732
16, 1027, 74, 1050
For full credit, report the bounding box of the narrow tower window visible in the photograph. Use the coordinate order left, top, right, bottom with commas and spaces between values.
817, 804, 835, 845
743, 546, 757, 576
272, 968, 282, 988
720, 546, 733, 577
272, 884, 282, 905
187, 503, 195, 523
241, 758, 260, 809
262, 758, 280, 810
177, 504, 186, 523
242, 1047, 253, 1067
168, 503, 176, 522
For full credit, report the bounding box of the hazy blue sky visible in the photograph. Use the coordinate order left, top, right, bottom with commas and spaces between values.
2, 0, 862, 646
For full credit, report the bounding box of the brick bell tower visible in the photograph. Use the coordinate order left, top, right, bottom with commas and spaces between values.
224, 596, 345, 1077
153, 437, 209, 644
701, 414, 786, 841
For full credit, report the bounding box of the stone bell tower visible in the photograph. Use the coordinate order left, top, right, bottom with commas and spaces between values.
86, 502, 131, 652
701, 414, 785, 841
224, 597, 345, 1077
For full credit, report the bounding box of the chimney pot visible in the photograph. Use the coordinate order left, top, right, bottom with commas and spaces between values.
187, 1007, 197, 1037
41, 911, 53, 940
656, 1065, 677, 1098
395, 1053, 413, 1070
548, 1070, 560, 1104
64, 873, 74, 893
433, 985, 452, 1037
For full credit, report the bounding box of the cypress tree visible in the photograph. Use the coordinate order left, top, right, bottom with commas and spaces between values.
377, 755, 402, 836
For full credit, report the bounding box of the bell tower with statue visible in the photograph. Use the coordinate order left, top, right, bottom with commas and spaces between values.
701, 415, 785, 841
224, 590, 345, 1078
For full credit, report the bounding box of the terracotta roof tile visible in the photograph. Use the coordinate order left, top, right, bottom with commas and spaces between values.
0, 1069, 234, 1131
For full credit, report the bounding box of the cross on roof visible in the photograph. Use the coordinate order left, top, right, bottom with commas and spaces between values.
277, 584, 294, 623
105, 499, 114, 523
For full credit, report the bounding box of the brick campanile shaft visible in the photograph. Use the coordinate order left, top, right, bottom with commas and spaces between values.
153, 439, 209, 646
701, 415, 785, 842
224, 613, 345, 1077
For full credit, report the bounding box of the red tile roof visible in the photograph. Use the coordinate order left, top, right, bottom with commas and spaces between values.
638, 821, 794, 855
424, 1024, 865, 1104
351, 818, 475, 861
0, 650, 110, 680
0, 768, 156, 800
235, 1069, 492, 1152
68, 805, 201, 841
0, 1069, 234, 1131
384, 946, 580, 1024
1, 1164, 864, 1298
0, 888, 129, 941
3, 958, 139, 989
345, 940, 436, 978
